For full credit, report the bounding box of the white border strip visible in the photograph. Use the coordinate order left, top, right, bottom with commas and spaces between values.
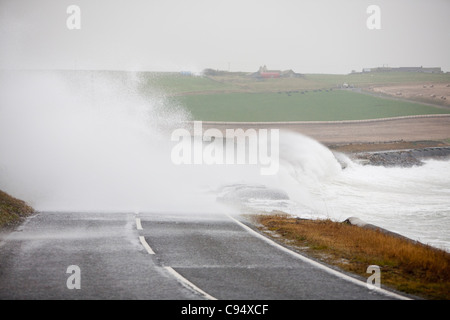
226, 214, 411, 300
164, 266, 217, 300
139, 236, 155, 254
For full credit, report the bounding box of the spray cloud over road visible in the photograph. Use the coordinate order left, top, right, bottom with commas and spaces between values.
0, 71, 225, 213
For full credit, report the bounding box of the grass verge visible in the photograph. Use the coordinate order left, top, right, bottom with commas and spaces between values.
0, 190, 34, 229
250, 213, 450, 300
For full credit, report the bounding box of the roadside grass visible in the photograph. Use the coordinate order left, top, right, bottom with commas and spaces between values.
0, 190, 34, 229
177, 90, 450, 122
250, 213, 450, 300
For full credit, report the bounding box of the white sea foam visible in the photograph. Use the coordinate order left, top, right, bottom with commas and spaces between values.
222, 132, 450, 251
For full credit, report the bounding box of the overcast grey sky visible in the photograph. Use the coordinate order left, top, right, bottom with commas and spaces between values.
1, 0, 449, 74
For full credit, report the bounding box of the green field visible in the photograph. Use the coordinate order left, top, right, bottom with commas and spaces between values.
176, 89, 450, 122
62, 70, 449, 122
130, 71, 450, 122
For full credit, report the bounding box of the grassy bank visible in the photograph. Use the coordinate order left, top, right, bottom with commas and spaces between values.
251, 213, 450, 300
0, 190, 34, 229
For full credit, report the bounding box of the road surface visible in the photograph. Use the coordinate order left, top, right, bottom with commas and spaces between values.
0, 211, 409, 300
200, 114, 450, 145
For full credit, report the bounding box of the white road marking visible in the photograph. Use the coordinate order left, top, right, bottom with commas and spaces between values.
139, 236, 155, 254
135, 216, 215, 299
164, 266, 217, 300
226, 214, 411, 300
136, 218, 143, 230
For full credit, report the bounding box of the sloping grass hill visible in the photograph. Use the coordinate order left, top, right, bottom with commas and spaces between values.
0, 190, 34, 228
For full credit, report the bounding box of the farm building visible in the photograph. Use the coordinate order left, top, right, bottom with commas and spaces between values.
252, 65, 302, 79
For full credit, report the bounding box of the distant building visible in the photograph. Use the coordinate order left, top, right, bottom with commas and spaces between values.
252, 65, 302, 79
258, 65, 281, 78
362, 66, 442, 74
281, 69, 302, 78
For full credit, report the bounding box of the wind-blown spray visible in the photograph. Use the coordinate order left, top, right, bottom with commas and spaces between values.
0, 71, 220, 213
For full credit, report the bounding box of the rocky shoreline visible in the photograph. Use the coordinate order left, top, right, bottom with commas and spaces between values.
350, 146, 450, 167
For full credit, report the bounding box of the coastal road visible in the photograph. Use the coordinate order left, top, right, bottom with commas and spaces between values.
0, 211, 408, 300
200, 114, 450, 145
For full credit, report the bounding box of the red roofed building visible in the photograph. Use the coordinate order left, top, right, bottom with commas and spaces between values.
259, 65, 280, 78
252, 65, 302, 79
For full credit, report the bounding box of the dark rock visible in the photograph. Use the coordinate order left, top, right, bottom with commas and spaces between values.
352, 147, 450, 168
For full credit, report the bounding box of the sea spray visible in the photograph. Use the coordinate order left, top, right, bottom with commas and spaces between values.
217, 130, 450, 251
0, 71, 223, 213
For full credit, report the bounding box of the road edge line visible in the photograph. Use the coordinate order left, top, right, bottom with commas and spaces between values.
164, 266, 217, 300
136, 218, 143, 230
226, 214, 411, 300
139, 235, 155, 254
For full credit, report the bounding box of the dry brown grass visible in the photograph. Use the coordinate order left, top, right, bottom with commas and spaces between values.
251, 213, 450, 300
0, 190, 34, 228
